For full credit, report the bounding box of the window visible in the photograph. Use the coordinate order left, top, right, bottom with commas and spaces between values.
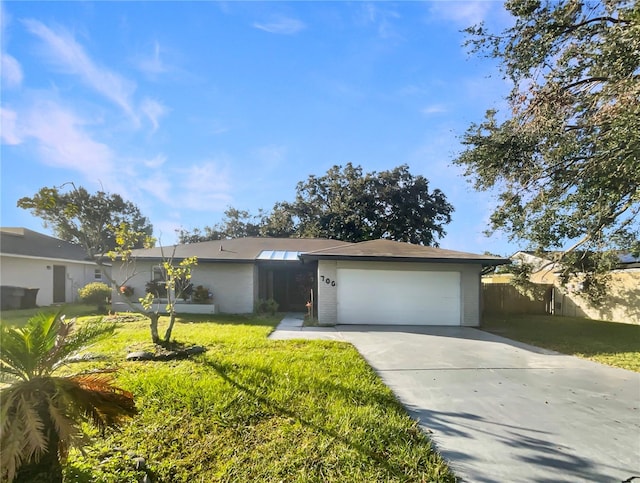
152, 266, 165, 281
94, 269, 102, 280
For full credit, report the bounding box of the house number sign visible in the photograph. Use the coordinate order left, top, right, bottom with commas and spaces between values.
320, 275, 336, 287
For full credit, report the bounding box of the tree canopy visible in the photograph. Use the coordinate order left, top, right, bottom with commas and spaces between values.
17, 184, 154, 258
455, 0, 639, 298
178, 163, 453, 246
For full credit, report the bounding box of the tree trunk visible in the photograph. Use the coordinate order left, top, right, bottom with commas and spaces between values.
163, 311, 176, 343
149, 313, 160, 344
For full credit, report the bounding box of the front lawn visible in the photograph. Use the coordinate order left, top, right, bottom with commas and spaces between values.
46, 313, 454, 482
482, 314, 640, 372
0, 303, 99, 326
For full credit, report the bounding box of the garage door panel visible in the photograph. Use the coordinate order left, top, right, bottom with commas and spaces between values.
337, 269, 460, 325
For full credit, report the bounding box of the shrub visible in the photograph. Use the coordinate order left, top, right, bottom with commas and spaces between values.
176, 279, 194, 301
254, 298, 279, 315
192, 285, 212, 303
78, 282, 111, 312
145, 280, 167, 298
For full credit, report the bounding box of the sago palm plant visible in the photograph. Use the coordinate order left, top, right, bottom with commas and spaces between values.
0, 312, 137, 482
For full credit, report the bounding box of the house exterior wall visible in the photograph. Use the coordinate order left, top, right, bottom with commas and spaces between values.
114, 260, 256, 314
316, 260, 482, 326
0, 254, 101, 306
317, 260, 338, 325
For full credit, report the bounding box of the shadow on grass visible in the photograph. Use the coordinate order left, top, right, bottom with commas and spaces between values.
203, 357, 430, 479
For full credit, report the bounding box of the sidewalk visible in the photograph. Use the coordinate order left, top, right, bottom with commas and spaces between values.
269, 313, 345, 341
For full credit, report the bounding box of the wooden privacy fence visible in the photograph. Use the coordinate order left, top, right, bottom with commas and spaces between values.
482, 283, 553, 315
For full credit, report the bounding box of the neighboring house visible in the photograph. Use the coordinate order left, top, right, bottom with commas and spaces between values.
0, 227, 106, 308
114, 237, 508, 327
504, 251, 640, 325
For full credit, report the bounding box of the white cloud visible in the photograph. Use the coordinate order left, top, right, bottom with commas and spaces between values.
421, 104, 447, 115
1, 108, 22, 144
1, 53, 23, 88
22, 100, 114, 180
358, 3, 401, 39
252, 144, 287, 170
23, 19, 138, 122
137, 40, 168, 76
143, 154, 167, 169
140, 97, 168, 132
428, 1, 493, 27
253, 15, 306, 35
138, 171, 173, 205
178, 161, 233, 211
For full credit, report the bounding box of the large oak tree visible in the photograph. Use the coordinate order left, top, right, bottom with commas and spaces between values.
179, 164, 453, 246
455, 0, 639, 301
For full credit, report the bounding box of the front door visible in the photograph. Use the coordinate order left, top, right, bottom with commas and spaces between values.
53, 265, 66, 303
259, 265, 317, 312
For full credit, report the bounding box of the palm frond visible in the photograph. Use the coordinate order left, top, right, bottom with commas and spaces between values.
46, 391, 84, 460
0, 311, 62, 380
43, 316, 75, 368
1, 312, 117, 381
1, 433, 23, 483
46, 391, 82, 450
18, 392, 48, 461
51, 319, 117, 370
0, 312, 133, 481
59, 374, 137, 430
0, 381, 49, 481
0, 325, 36, 380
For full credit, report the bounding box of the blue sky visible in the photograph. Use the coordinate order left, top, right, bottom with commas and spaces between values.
1, 1, 519, 255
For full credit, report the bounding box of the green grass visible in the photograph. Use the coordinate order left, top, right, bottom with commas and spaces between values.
482, 314, 640, 372
43, 312, 454, 482
0, 303, 101, 326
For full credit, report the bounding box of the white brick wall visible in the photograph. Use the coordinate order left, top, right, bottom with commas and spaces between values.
317, 260, 338, 325
114, 261, 256, 314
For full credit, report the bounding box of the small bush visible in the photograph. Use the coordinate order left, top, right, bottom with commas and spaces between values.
145, 280, 167, 298
78, 282, 111, 312
192, 285, 212, 303
176, 279, 193, 301
254, 298, 279, 315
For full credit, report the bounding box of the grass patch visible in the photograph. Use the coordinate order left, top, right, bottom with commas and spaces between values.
482, 314, 640, 371
53, 313, 454, 482
0, 303, 100, 327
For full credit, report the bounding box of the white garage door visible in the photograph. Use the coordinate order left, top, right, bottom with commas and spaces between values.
337, 269, 461, 325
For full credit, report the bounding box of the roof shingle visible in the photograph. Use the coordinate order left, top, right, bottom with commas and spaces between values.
0, 227, 93, 262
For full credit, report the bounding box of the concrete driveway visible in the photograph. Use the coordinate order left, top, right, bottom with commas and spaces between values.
271, 317, 640, 482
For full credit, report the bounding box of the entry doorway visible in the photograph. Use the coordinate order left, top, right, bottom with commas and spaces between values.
258, 263, 317, 312
53, 265, 66, 303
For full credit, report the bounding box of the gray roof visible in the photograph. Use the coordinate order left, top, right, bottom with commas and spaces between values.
129, 237, 352, 262
0, 227, 93, 263
129, 237, 509, 266
301, 239, 510, 266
